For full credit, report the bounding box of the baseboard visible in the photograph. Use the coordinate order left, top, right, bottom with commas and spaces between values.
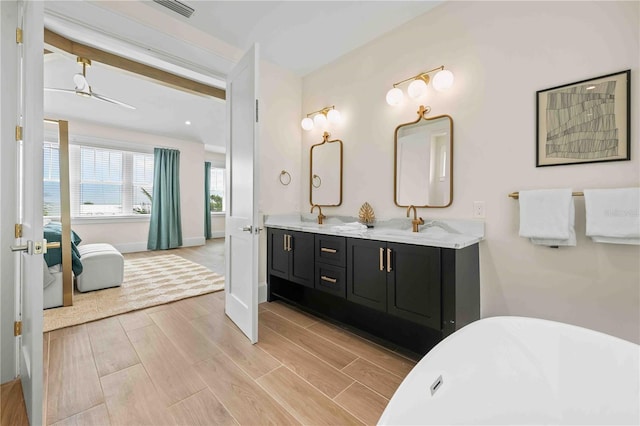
183, 236, 206, 247
210, 231, 225, 239
114, 236, 206, 254
259, 281, 267, 303
112, 242, 147, 253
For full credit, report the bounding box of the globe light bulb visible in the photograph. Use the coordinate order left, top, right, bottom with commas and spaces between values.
327, 109, 341, 124
386, 87, 403, 106
407, 79, 428, 99
313, 113, 328, 128
432, 69, 454, 92
301, 117, 314, 131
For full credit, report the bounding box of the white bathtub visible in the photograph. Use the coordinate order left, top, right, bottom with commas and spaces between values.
379, 316, 639, 425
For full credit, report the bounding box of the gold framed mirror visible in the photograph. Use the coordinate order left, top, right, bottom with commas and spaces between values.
310, 131, 343, 207
394, 105, 453, 208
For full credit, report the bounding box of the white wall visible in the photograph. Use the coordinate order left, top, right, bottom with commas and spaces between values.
301, 1, 640, 342
258, 60, 303, 285
67, 121, 206, 252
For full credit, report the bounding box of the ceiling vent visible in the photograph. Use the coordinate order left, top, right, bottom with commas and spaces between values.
153, 0, 195, 18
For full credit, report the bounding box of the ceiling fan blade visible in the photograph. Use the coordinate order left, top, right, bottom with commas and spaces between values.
91, 92, 136, 110
44, 87, 78, 94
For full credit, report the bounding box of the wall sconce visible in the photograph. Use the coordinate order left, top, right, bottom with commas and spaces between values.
386, 65, 454, 106
301, 105, 341, 131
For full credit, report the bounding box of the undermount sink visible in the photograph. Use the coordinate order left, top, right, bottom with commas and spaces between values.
373, 223, 461, 239
299, 222, 324, 231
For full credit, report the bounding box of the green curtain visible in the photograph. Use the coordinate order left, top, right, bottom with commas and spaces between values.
204, 162, 212, 239
148, 148, 182, 250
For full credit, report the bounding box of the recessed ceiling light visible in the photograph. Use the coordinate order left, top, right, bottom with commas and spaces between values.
586, 86, 596, 90
185, 120, 191, 125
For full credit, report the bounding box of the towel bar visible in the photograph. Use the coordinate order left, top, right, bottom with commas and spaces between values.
508, 191, 584, 200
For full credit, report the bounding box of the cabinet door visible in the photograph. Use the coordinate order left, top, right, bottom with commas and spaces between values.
387, 243, 441, 329
289, 231, 315, 288
346, 239, 387, 312
268, 228, 289, 280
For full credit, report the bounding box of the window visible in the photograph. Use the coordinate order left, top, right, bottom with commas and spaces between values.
79, 147, 123, 216
209, 167, 225, 213
132, 153, 154, 214
43, 141, 154, 218
43, 142, 61, 217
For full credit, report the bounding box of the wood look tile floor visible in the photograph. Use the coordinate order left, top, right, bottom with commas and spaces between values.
38, 239, 418, 425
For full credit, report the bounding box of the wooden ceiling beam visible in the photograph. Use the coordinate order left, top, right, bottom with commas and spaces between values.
44, 28, 225, 100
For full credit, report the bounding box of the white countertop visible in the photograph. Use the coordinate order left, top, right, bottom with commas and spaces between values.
264, 214, 484, 249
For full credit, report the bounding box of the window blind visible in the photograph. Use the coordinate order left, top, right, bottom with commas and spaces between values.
43, 142, 154, 218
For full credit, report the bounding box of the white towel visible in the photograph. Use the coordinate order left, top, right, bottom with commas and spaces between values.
519, 189, 576, 246
584, 188, 640, 245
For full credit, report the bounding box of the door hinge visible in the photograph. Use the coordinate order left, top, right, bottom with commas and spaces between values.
15, 224, 22, 238
16, 28, 23, 44
15, 125, 22, 141
14, 321, 22, 336
255, 99, 259, 123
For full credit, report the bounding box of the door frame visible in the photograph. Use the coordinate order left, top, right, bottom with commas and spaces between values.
5, 4, 241, 419
15, 1, 45, 424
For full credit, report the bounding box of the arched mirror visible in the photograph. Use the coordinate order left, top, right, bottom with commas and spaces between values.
394, 106, 453, 208
310, 132, 343, 206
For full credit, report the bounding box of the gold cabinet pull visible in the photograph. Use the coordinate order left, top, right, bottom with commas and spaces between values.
321, 247, 337, 254
320, 275, 337, 284
283, 234, 287, 251
386, 248, 392, 273
287, 234, 292, 251
379, 247, 384, 271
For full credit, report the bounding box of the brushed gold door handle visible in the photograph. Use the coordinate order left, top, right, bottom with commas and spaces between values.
387, 248, 392, 273
10, 240, 60, 254
379, 247, 384, 271
321, 247, 337, 254
283, 234, 287, 251
287, 235, 292, 251
320, 275, 337, 284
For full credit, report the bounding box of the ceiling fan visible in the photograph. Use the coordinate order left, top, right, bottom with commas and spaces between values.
45, 57, 136, 110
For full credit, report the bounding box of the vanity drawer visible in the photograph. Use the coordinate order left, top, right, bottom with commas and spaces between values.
314, 264, 346, 298
315, 235, 346, 267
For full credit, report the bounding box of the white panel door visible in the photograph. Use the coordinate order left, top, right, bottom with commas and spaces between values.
225, 45, 260, 343
14, 1, 45, 424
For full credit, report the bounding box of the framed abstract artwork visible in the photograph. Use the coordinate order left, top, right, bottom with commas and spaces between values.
536, 70, 630, 167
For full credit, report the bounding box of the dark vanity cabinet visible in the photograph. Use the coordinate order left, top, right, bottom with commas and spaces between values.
387, 243, 441, 330
346, 240, 441, 329
314, 234, 346, 298
268, 228, 314, 288
346, 239, 388, 311
267, 227, 479, 354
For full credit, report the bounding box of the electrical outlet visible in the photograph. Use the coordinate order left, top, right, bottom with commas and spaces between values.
473, 201, 485, 218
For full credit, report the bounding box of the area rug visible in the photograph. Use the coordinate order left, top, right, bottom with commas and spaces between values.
43, 254, 225, 332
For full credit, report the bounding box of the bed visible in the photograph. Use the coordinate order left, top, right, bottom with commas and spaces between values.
42, 222, 83, 309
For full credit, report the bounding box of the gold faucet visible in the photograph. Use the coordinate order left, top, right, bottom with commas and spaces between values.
406, 205, 424, 232
310, 204, 326, 224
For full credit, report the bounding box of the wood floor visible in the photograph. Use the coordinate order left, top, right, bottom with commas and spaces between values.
1, 379, 29, 426
20, 239, 420, 425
